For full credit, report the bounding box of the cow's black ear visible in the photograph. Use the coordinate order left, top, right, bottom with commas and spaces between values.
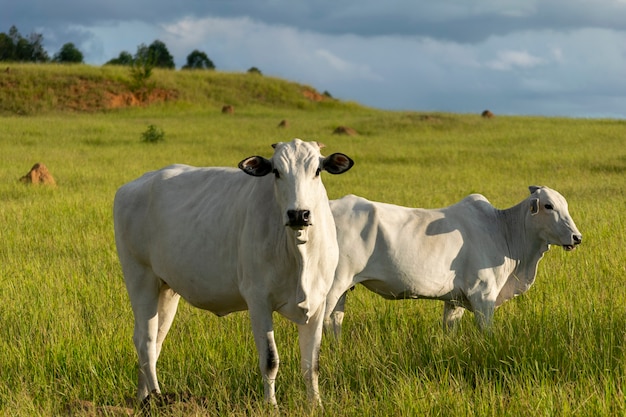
238, 156, 273, 177
530, 198, 539, 215
323, 153, 354, 175
529, 185, 541, 194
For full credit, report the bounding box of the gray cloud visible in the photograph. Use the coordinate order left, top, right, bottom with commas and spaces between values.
5, 0, 626, 42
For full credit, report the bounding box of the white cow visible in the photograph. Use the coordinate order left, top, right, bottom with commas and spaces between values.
113, 139, 353, 407
325, 186, 582, 338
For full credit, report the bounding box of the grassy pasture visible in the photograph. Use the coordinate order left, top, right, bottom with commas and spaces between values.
1, 65, 626, 416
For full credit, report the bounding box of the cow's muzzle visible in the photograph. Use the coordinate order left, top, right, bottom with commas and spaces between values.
563, 234, 582, 251
287, 210, 312, 229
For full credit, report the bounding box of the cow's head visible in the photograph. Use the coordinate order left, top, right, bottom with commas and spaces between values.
528, 185, 582, 251
238, 138, 353, 231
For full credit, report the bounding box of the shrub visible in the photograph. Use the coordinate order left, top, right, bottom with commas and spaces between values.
141, 124, 165, 143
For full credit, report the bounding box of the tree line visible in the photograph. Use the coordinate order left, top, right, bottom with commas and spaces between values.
0, 25, 216, 70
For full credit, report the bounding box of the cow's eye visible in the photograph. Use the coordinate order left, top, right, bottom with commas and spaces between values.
315, 167, 321, 177
273, 169, 280, 179
544, 204, 553, 210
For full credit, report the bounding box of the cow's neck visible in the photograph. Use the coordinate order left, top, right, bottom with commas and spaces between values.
495, 200, 549, 303
291, 238, 312, 320
283, 211, 329, 324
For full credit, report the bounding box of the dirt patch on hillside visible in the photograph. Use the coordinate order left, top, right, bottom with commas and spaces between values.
302, 88, 325, 102
77, 79, 178, 111
0, 72, 178, 114
105, 88, 178, 110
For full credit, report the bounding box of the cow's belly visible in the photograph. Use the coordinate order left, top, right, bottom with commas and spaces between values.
151, 253, 247, 315
167, 275, 247, 316
154, 256, 321, 321
178, 286, 247, 316
357, 242, 460, 301
360, 271, 457, 301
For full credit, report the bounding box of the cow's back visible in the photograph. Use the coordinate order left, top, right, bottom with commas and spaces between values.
330, 193, 503, 301
434, 194, 500, 239
331, 195, 451, 299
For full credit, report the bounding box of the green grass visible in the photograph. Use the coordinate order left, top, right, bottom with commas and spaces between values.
0, 65, 625, 416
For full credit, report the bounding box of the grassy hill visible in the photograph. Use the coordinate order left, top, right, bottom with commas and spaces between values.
0, 63, 361, 115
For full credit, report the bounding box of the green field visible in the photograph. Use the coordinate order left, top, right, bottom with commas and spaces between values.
1, 64, 625, 416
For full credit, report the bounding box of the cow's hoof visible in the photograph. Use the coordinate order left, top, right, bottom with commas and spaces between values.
140, 390, 170, 411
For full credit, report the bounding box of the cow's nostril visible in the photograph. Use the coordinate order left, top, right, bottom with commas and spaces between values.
573, 234, 582, 244
287, 210, 312, 227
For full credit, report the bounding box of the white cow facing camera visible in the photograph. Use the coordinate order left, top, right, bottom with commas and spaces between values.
114, 139, 353, 408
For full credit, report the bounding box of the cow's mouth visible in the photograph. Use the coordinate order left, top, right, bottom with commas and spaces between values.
563, 235, 582, 251
288, 224, 308, 231
294, 228, 309, 244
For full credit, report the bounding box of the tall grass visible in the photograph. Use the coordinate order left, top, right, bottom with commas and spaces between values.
0, 68, 625, 415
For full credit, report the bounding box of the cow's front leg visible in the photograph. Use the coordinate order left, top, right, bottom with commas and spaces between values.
249, 307, 280, 407
324, 291, 347, 340
469, 297, 495, 332
467, 274, 498, 332
297, 304, 325, 408
442, 301, 466, 331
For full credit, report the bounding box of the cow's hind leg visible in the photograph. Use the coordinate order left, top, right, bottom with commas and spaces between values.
298, 304, 324, 408
155, 285, 181, 360
123, 263, 164, 401
141, 286, 181, 407
442, 302, 466, 331
248, 304, 280, 407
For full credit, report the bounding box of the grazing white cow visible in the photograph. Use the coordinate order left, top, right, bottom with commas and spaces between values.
325, 186, 582, 337
113, 139, 353, 407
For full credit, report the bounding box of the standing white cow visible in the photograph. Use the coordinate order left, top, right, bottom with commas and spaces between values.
114, 139, 353, 407
325, 186, 582, 338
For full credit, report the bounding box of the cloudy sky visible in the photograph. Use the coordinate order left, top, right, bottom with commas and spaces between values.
3, 0, 626, 118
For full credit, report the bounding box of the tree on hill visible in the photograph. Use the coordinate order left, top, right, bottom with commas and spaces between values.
131, 44, 155, 83
182, 49, 215, 70
105, 51, 134, 66
135, 40, 175, 69
128, 43, 158, 98
0, 32, 15, 61
53, 42, 84, 63
0, 25, 49, 62
23, 33, 48, 62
